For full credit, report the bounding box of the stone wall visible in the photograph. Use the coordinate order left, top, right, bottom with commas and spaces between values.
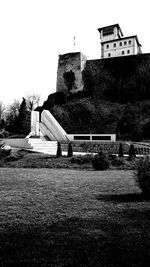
61, 141, 130, 154
83, 53, 150, 102
61, 141, 150, 156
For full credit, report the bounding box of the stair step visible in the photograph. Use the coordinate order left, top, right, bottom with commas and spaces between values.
27, 138, 58, 155
32, 149, 57, 155
28, 139, 57, 144
31, 144, 57, 147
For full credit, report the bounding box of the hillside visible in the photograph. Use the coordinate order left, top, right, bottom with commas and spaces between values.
38, 97, 150, 141
39, 54, 150, 141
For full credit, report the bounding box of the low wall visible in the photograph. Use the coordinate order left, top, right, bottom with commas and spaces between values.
61, 141, 150, 155
1, 138, 31, 149
61, 141, 129, 154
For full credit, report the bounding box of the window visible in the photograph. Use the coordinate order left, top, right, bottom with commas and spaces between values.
124, 41, 127, 45
122, 51, 125, 55
92, 136, 111, 141
106, 44, 109, 49
114, 43, 116, 47
103, 27, 114, 36
108, 53, 111, 57
127, 50, 130, 54
129, 40, 131, 45
119, 42, 122, 46
74, 136, 90, 140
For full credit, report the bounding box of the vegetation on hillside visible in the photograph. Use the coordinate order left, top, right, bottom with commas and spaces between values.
41, 97, 150, 140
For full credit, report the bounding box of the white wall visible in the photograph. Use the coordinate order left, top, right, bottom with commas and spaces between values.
102, 37, 139, 58
1, 138, 31, 148
68, 134, 116, 142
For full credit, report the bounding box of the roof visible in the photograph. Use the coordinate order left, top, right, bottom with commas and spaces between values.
98, 24, 123, 36
101, 35, 142, 46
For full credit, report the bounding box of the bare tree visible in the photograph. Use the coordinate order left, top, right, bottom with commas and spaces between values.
26, 93, 41, 111
0, 101, 6, 120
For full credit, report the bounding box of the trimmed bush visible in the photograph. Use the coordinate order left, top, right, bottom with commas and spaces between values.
134, 157, 150, 196
56, 142, 62, 158
71, 154, 93, 164
92, 152, 109, 170
67, 143, 73, 157
118, 143, 124, 157
128, 144, 136, 160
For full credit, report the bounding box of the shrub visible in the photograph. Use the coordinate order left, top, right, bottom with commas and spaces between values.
56, 142, 62, 158
0, 142, 4, 148
3, 131, 9, 138
128, 144, 136, 160
67, 142, 73, 157
92, 151, 109, 170
0, 132, 4, 138
134, 157, 150, 196
71, 154, 93, 164
111, 157, 124, 167
118, 143, 124, 157
108, 154, 117, 161
0, 148, 11, 159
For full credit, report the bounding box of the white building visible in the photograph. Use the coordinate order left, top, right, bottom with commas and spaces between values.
98, 24, 142, 59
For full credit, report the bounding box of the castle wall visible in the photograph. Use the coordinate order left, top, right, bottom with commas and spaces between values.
56, 52, 87, 94
83, 53, 150, 102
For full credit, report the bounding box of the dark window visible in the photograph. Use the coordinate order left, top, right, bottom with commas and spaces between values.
124, 41, 127, 45
129, 40, 131, 45
92, 136, 111, 141
108, 53, 111, 57
106, 44, 109, 49
74, 136, 90, 140
114, 43, 116, 47
120, 42, 122, 46
103, 26, 114, 36
127, 50, 130, 54
122, 51, 125, 55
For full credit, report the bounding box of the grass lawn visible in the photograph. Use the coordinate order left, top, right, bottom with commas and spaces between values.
0, 168, 150, 266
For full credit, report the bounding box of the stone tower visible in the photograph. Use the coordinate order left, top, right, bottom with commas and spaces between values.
56, 52, 87, 94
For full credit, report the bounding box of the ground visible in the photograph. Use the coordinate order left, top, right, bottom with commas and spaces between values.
0, 168, 150, 266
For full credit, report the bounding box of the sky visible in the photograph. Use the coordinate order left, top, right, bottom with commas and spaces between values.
0, 0, 150, 106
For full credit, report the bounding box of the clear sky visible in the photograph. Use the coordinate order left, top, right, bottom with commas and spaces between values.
0, 0, 150, 105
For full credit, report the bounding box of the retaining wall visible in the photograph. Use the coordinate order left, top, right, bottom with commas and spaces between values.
1, 138, 31, 149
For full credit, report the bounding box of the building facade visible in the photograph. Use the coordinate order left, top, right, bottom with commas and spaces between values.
98, 24, 142, 58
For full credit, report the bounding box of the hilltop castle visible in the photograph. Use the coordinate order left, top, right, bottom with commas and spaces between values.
56, 24, 142, 94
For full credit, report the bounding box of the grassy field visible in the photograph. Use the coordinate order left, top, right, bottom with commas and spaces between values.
0, 168, 150, 266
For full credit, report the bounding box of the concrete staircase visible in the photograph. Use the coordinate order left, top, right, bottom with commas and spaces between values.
28, 138, 58, 155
